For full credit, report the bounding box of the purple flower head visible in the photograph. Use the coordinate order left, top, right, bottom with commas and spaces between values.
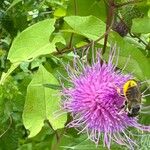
60, 46, 150, 149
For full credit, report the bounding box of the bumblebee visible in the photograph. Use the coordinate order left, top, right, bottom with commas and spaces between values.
122, 79, 142, 117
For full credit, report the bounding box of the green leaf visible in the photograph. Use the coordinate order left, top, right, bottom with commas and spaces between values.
43, 84, 62, 90
8, 19, 56, 64
6, 0, 22, 11
67, 0, 107, 22
131, 17, 150, 34
55, 133, 124, 150
51, 34, 66, 46
0, 63, 19, 85
54, 7, 66, 17
148, 9, 150, 17
1, 19, 57, 84
108, 31, 150, 80
76, 41, 88, 48
23, 65, 67, 137
64, 16, 106, 42
0, 127, 20, 150
30, 57, 46, 70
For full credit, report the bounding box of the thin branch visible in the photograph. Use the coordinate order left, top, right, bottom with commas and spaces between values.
0, 115, 12, 138
129, 32, 148, 47
102, 0, 115, 54
74, 0, 77, 16
56, 47, 62, 54
67, 0, 77, 49
52, 25, 112, 56
53, 0, 145, 56
46, 120, 59, 142
56, 0, 77, 54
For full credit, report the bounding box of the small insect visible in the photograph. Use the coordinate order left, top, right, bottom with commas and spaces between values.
122, 79, 142, 117
115, 79, 142, 117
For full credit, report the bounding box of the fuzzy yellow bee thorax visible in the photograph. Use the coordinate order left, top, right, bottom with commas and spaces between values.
123, 80, 137, 97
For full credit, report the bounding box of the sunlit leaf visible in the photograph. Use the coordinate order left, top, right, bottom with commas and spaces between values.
67, 0, 107, 21
23, 65, 67, 137
0, 63, 19, 85
64, 15, 106, 42
131, 17, 150, 34
8, 19, 56, 63
54, 7, 66, 17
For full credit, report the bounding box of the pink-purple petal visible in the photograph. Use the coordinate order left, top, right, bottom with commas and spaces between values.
61, 47, 150, 149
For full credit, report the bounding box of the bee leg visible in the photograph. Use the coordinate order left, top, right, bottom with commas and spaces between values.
120, 104, 125, 109
120, 100, 127, 109
112, 84, 124, 97
124, 100, 127, 105
116, 86, 125, 98
119, 93, 125, 98
119, 100, 128, 114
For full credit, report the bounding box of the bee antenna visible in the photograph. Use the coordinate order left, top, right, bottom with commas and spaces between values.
142, 86, 150, 95
140, 79, 150, 85
140, 111, 150, 114
142, 93, 150, 98
141, 105, 150, 111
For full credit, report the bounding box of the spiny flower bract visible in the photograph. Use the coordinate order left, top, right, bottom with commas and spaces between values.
60, 46, 150, 149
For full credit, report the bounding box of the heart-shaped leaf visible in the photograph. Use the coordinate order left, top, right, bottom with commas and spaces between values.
23, 65, 67, 137
8, 19, 56, 63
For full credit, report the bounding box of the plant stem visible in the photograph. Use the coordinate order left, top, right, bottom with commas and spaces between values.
52, 25, 111, 56
51, 129, 66, 150
46, 120, 59, 142
53, 0, 145, 57
102, 0, 115, 54
0, 115, 12, 138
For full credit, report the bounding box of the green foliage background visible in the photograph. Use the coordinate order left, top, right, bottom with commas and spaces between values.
0, 0, 150, 149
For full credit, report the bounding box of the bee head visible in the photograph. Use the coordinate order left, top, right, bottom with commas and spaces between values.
131, 105, 140, 113
127, 103, 141, 117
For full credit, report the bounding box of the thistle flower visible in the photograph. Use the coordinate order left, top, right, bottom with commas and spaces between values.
60, 46, 150, 149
